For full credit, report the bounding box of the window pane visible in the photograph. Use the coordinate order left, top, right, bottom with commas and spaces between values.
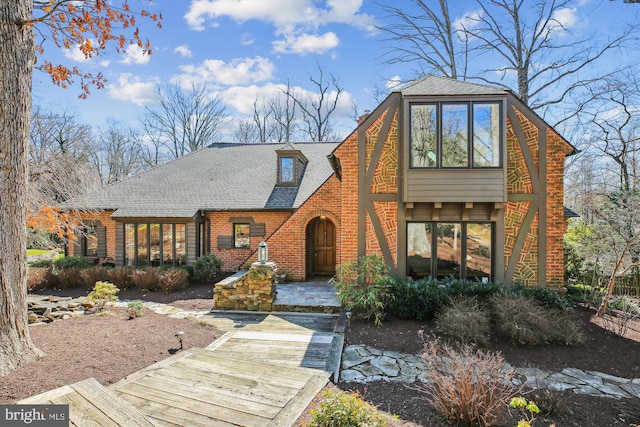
150, 224, 161, 266
466, 223, 492, 282
436, 223, 462, 279
410, 104, 437, 167
175, 224, 186, 266
162, 224, 173, 265
137, 224, 148, 267
280, 157, 294, 182
442, 104, 468, 167
407, 223, 432, 279
234, 224, 250, 249
125, 224, 135, 266
473, 103, 501, 167
85, 227, 98, 257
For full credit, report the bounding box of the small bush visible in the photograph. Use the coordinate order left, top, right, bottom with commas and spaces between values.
490, 293, 584, 346
107, 267, 134, 290
389, 277, 447, 320
159, 268, 190, 293
80, 267, 111, 289
443, 277, 503, 301
127, 300, 144, 319
435, 297, 491, 345
28, 259, 54, 268
526, 389, 564, 417
331, 254, 394, 325
565, 283, 602, 306
507, 285, 572, 310
609, 297, 640, 316
54, 256, 92, 270
417, 337, 521, 427
193, 254, 222, 283
27, 267, 52, 291
48, 268, 85, 289
87, 281, 119, 312
131, 268, 162, 292
308, 389, 388, 427
180, 265, 195, 279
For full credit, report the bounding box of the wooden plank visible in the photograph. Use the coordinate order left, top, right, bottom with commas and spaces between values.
120, 394, 234, 427
134, 375, 281, 417
118, 381, 271, 427
71, 378, 154, 427
268, 375, 329, 427
231, 331, 335, 343
18, 384, 75, 403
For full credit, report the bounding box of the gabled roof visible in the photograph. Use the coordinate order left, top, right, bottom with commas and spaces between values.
397, 74, 508, 97
63, 142, 339, 218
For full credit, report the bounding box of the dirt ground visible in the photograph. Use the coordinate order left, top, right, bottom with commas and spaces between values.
3, 283, 640, 427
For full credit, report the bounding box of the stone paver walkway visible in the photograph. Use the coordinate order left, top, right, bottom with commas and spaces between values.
341, 344, 640, 400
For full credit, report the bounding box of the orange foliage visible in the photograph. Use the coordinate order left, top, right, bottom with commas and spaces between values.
30, 0, 162, 98
27, 206, 79, 242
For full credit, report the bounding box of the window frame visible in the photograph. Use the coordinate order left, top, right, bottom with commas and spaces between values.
233, 223, 251, 249
406, 221, 494, 281
409, 101, 503, 170
123, 222, 187, 267
82, 226, 98, 257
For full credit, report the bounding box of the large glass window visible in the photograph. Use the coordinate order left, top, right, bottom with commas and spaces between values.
410, 101, 502, 169
124, 223, 187, 267
407, 222, 493, 281
234, 223, 250, 249
280, 157, 294, 183
83, 227, 98, 257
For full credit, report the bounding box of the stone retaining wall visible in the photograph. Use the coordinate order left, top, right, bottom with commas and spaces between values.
213, 262, 277, 311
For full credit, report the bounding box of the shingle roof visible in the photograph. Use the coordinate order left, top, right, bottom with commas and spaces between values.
63, 142, 339, 218
397, 74, 508, 97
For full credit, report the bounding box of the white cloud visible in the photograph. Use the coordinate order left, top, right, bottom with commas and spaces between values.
120, 44, 151, 65
272, 32, 340, 55
174, 45, 193, 58
107, 74, 158, 106
185, 0, 373, 30
63, 44, 92, 63
546, 7, 579, 36
385, 76, 403, 90
172, 56, 276, 88
240, 33, 255, 46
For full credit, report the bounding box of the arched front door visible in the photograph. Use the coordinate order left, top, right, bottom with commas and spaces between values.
306, 217, 336, 276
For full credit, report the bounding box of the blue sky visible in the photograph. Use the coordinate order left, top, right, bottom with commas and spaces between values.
31, 0, 638, 140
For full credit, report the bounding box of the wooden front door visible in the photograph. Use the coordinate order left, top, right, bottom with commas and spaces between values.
312, 218, 336, 275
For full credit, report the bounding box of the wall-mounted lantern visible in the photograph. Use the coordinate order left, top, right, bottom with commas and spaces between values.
258, 241, 268, 264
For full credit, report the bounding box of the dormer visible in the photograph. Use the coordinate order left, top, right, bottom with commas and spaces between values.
276, 145, 308, 186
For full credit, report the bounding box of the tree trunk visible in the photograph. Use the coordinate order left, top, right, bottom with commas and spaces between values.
0, 0, 42, 375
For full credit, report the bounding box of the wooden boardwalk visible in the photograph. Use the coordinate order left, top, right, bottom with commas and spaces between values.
20, 312, 343, 426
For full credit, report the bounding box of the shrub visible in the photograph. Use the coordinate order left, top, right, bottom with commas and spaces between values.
28, 259, 54, 268
331, 254, 394, 325
87, 281, 119, 312
131, 268, 162, 292
490, 293, 584, 346
193, 253, 222, 283
388, 277, 447, 320
107, 267, 134, 290
308, 389, 387, 427
180, 265, 195, 279
442, 277, 504, 301
48, 268, 85, 289
565, 283, 602, 306
525, 389, 564, 417
507, 285, 572, 310
80, 267, 111, 289
53, 256, 92, 270
27, 267, 51, 291
159, 268, 190, 293
417, 337, 521, 427
127, 300, 144, 319
435, 297, 491, 345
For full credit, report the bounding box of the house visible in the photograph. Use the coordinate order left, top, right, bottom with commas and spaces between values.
65, 75, 576, 288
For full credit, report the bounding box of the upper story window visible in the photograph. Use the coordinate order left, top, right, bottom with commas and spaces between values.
279, 157, 295, 183
410, 101, 502, 169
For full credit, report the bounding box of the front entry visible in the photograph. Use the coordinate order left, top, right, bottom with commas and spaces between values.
306, 217, 336, 276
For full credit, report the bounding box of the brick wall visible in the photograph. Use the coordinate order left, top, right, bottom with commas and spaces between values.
205, 211, 291, 273
251, 176, 342, 281
68, 211, 117, 262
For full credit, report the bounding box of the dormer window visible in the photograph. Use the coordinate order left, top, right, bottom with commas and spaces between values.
279, 156, 295, 183
410, 101, 502, 169
276, 146, 308, 186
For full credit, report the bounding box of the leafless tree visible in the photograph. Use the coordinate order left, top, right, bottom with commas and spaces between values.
377, 0, 636, 113
142, 83, 228, 158
271, 80, 299, 142
232, 118, 259, 143
286, 64, 343, 142
89, 121, 149, 184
